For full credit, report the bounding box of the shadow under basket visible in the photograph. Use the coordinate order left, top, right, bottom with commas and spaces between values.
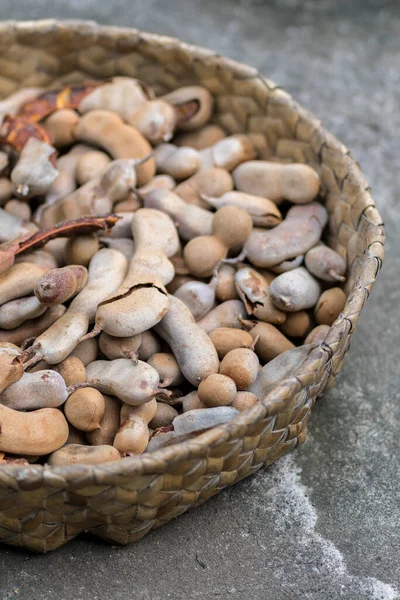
0, 20, 385, 552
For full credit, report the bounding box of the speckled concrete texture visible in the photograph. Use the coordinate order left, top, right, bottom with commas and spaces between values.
0, 1, 399, 599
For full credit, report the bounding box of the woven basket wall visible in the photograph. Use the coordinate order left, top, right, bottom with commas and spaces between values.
0, 20, 384, 552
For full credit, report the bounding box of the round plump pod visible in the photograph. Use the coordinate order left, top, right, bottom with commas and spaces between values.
65, 234, 100, 267
75, 150, 111, 185
53, 356, 86, 386
198, 374, 237, 407
147, 353, 183, 387
269, 267, 321, 312
305, 324, 330, 345
314, 287, 346, 325
305, 243, 346, 282
174, 280, 216, 320
280, 311, 312, 338
120, 398, 157, 424
65, 388, 106, 432
209, 327, 254, 359
149, 402, 179, 429
231, 391, 259, 412
99, 331, 142, 361
113, 415, 149, 455
220, 348, 259, 390
48, 444, 121, 466
244, 321, 295, 363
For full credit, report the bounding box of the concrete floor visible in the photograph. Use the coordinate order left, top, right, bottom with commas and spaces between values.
0, 1, 399, 599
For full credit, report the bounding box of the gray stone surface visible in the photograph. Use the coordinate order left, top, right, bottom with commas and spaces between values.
0, 1, 399, 599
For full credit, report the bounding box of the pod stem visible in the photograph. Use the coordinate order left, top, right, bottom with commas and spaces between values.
250, 333, 260, 352
79, 323, 102, 342
222, 251, 247, 266
129, 351, 139, 364
131, 152, 154, 167
67, 382, 99, 394
237, 314, 256, 331
328, 268, 346, 282
21, 350, 43, 370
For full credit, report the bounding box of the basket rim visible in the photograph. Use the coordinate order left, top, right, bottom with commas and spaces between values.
0, 19, 385, 482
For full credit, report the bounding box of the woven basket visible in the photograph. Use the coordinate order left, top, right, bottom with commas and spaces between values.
0, 20, 384, 552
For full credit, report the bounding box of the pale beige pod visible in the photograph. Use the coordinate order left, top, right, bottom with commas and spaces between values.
77, 76, 150, 120
75, 150, 111, 186
99, 331, 142, 361
64, 235, 100, 267
154, 143, 200, 180
174, 124, 226, 149
0, 263, 46, 305
249, 344, 317, 399
0, 208, 37, 243
202, 190, 282, 228
161, 85, 213, 131
27, 311, 90, 365
4, 199, 31, 221
11, 138, 58, 198
233, 161, 320, 205
127, 99, 177, 144
305, 243, 346, 282
38, 158, 140, 227
304, 324, 330, 345
144, 188, 213, 241
74, 109, 155, 185
175, 167, 233, 209
43, 109, 80, 148
198, 135, 256, 172
120, 398, 157, 425
69, 248, 129, 323
147, 353, 184, 388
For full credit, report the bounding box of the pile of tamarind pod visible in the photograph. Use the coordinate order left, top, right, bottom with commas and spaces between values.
0, 76, 348, 468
